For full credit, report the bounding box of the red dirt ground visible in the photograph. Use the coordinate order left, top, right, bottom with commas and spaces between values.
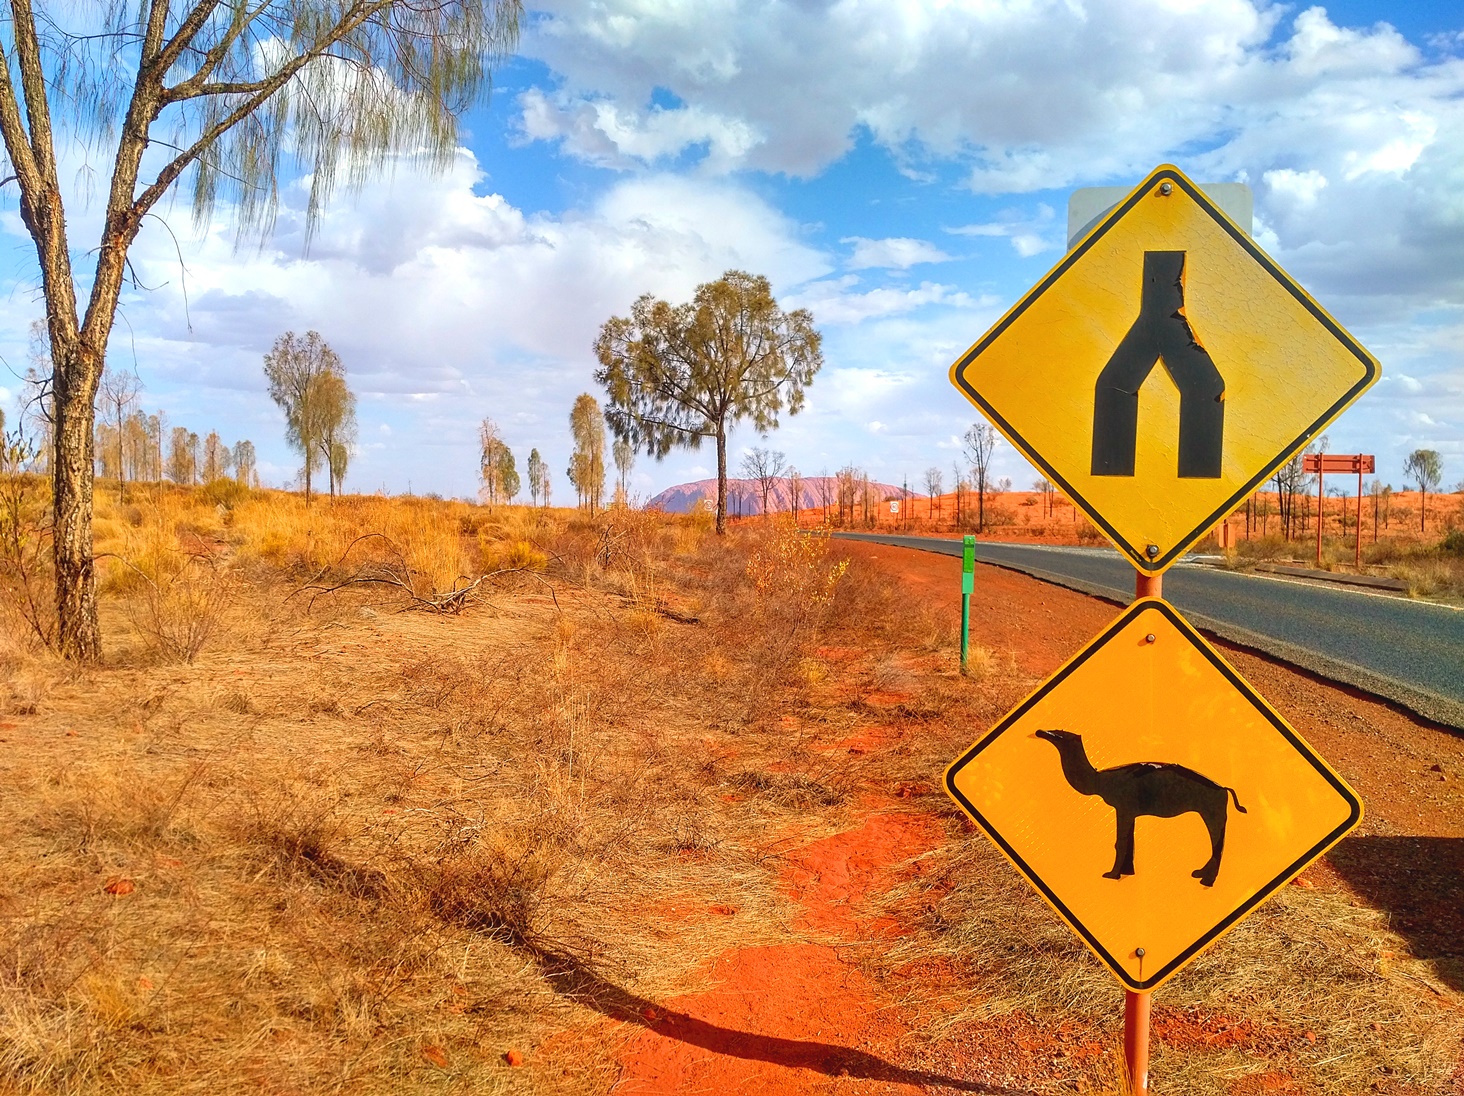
602, 541, 1464, 1095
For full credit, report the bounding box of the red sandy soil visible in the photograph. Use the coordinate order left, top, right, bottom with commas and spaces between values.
611, 805, 977, 1094
601, 542, 1464, 1095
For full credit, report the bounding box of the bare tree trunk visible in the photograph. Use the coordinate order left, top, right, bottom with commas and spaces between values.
52, 340, 102, 660
715, 428, 727, 535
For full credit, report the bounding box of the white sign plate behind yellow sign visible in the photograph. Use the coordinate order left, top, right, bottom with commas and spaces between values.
949, 164, 1379, 574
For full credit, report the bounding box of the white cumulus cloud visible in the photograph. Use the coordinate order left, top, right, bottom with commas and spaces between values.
842, 236, 952, 270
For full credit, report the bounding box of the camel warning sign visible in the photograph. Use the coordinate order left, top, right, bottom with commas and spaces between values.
944, 598, 1362, 992
949, 163, 1378, 575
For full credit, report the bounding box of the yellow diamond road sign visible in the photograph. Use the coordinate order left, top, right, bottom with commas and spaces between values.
944, 598, 1362, 992
950, 164, 1379, 574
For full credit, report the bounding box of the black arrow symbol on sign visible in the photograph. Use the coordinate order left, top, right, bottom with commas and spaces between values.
1091, 251, 1225, 479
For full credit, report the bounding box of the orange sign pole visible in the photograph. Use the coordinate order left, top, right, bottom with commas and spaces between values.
1126, 564, 1159, 1093
1125, 988, 1151, 1093
1134, 570, 1162, 599
1315, 466, 1325, 567
1356, 464, 1364, 571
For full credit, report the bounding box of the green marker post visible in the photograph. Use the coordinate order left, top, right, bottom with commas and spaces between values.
960, 534, 975, 674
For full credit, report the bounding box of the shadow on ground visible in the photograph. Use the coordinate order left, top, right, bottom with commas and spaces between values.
1326, 835, 1464, 991
531, 948, 1032, 1095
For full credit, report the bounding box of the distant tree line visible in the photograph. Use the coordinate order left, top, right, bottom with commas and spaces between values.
13, 346, 257, 499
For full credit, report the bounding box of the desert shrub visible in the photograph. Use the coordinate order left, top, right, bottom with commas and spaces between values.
479, 534, 548, 574
1393, 558, 1461, 599
199, 477, 249, 510
744, 520, 847, 613
121, 544, 233, 663
421, 839, 562, 949
1441, 528, 1464, 555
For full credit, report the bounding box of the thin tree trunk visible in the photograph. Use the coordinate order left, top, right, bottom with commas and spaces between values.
715, 428, 727, 534
116, 403, 126, 503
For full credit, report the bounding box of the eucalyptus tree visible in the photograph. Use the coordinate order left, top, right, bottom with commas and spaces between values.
0, 1, 522, 659
263, 330, 339, 506
526, 448, 546, 506
740, 446, 786, 520
232, 439, 257, 487
498, 447, 520, 502
924, 466, 943, 519
98, 366, 141, 500
312, 368, 356, 498
594, 270, 822, 534
567, 393, 605, 515
479, 417, 507, 506
166, 427, 199, 485
201, 430, 232, 481
963, 422, 998, 531
612, 436, 634, 501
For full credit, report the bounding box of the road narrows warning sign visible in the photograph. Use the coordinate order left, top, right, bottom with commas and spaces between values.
944, 598, 1362, 992
949, 163, 1379, 574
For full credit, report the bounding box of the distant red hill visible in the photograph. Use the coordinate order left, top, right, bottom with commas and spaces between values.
647, 475, 911, 515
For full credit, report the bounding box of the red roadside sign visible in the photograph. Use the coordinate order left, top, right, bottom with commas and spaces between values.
1303, 454, 1375, 475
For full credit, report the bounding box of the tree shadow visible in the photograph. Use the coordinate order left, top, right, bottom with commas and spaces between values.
531, 948, 1032, 1094
1326, 835, 1464, 991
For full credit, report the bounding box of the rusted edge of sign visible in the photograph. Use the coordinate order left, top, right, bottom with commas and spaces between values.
942, 597, 1364, 992
949, 163, 1381, 576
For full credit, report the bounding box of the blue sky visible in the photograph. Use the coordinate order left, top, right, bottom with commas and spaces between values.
2, 1, 1462, 502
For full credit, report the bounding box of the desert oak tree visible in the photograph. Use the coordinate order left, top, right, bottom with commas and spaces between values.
0, 1, 521, 659
1403, 449, 1443, 532
594, 270, 822, 534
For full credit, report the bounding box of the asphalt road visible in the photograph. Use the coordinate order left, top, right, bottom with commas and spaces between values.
835, 533, 1464, 730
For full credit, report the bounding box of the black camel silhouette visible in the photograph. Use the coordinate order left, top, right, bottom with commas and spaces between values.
1035, 729, 1246, 887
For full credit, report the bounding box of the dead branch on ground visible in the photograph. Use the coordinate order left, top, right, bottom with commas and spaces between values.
291, 533, 560, 614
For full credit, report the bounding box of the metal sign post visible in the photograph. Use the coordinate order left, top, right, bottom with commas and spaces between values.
1126, 565, 1160, 1092
960, 535, 975, 673
1125, 986, 1151, 1094
944, 165, 1375, 1095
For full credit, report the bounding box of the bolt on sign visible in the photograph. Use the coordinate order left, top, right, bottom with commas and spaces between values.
949, 164, 1379, 575
945, 599, 1363, 992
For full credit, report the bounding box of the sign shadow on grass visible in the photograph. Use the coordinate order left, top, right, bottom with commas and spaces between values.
1326, 835, 1464, 992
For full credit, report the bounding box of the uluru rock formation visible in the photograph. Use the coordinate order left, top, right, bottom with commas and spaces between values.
647, 475, 910, 515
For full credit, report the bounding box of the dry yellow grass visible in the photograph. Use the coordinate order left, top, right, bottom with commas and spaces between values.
0, 485, 1459, 1094
0, 492, 888, 1093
